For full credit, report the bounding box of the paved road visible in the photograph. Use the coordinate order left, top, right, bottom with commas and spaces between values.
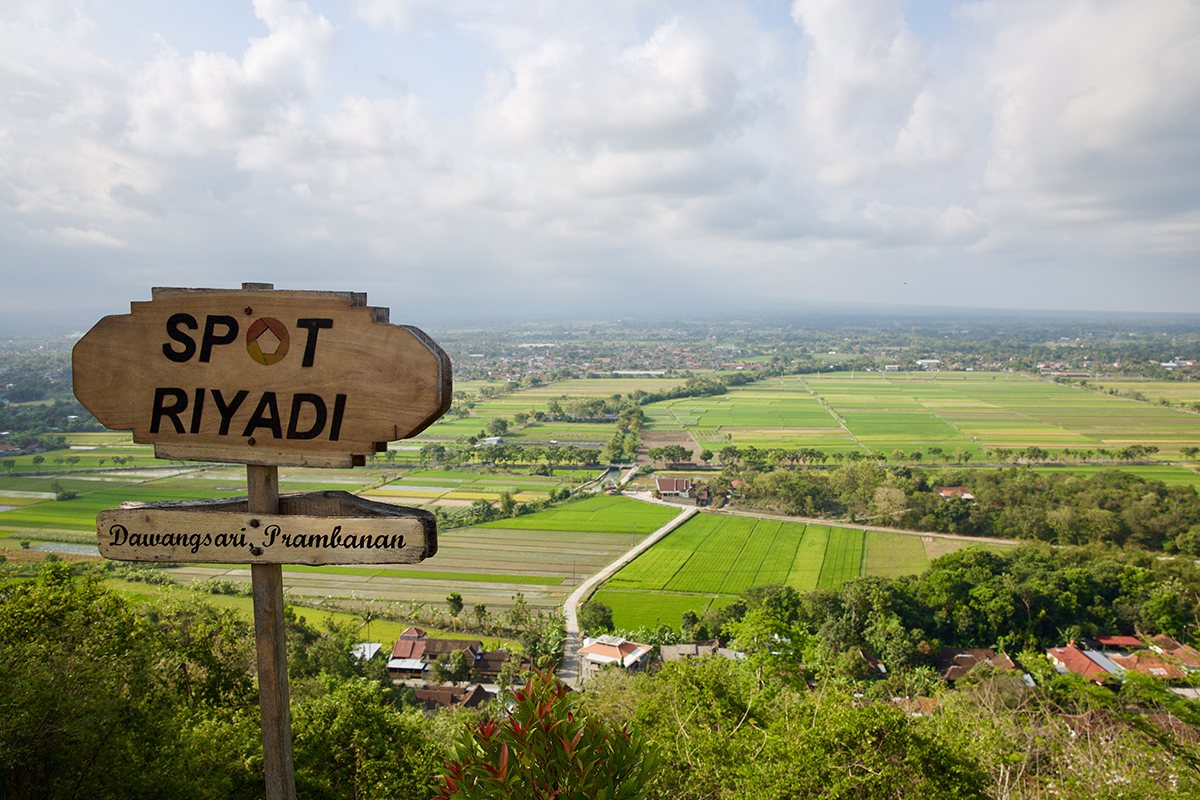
559, 498, 697, 687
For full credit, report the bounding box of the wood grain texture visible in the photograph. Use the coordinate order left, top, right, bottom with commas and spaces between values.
96, 490, 437, 564
73, 287, 451, 467
248, 465, 296, 800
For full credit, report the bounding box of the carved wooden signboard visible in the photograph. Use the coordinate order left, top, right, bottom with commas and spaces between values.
97, 491, 437, 565
73, 284, 452, 468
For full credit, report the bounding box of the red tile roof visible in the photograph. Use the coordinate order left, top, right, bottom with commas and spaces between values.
1109, 653, 1186, 681
1096, 635, 1141, 649
1047, 646, 1111, 682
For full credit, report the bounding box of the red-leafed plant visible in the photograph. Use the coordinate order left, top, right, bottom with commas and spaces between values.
434, 669, 658, 800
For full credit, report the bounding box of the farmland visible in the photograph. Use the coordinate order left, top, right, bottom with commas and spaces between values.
0, 468, 670, 617
637, 372, 1200, 459
6, 367, 1200, 632
595, 512, 1013, 632
361, 468, 576, 506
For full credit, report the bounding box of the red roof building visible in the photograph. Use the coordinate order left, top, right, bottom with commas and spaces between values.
1096, 635, 1142, 650
1109, 653, 1186, 681
1149, 634, 1200, 671
1047, 645, 1113, 683
579, 635, 653, 682
387, 627, 483, 679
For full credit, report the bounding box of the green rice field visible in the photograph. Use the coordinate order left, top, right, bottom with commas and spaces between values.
597, 512, 1015, 632
638, 372, 1200, 458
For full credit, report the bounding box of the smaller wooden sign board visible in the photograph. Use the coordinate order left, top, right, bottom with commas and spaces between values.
97, 491, 436, 565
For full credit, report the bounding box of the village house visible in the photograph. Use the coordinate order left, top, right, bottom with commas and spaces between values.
936, 487, 975, 501
473, 650, 532, 682
578, 635, 653, 682
1109, 652, 1186, 681
412, 684, 495, 712
1047, 643, 1122, 683
1149, 634, 1200, 673
659, 641, 720, 663
386, 627, 483, 680
655, 478, 692, 499
935, 648, 1032, 686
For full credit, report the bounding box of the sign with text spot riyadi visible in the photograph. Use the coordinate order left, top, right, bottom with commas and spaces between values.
72, 285, 452, 468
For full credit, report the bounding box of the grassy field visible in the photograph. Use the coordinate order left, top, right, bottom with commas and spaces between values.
2, 477, 688, 618
156, 497, 676, 615
598, 512, 1015, 632
1031, 464, 1200, 487
8, 371, 1199, 637
476, 494, 677, 533
636, 372, 1200, 458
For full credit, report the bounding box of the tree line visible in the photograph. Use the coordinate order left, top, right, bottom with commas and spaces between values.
710, 461, 1200, 552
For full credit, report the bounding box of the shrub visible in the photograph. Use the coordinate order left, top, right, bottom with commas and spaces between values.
435, 669, 657, 799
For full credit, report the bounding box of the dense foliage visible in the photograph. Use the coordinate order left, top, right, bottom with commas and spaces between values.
680, 543, 1200, 664
0, 564, 443, 800
716, 462, 1200, 551
5, 554, 1200, 800
583, 653, 1200, 800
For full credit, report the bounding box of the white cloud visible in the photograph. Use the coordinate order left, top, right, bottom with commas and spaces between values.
1, 0, 1199, 318
482, 19, 741, 155
126, 0, 335, 155
792, 0, 973, 186
980, 0, 1200, 228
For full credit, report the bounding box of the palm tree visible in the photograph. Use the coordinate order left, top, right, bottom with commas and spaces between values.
357, 601, 385, 641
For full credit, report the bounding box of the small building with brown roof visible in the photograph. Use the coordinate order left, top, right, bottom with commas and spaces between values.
579, 635, 653, 682
936, 648, 1024, 683
473, 650, 532, 682
655, 478, 692, 498
413, 684, 494, 712
1149, 634, 1200, 672
387, 627, 483, 679
660, 641, 719, 663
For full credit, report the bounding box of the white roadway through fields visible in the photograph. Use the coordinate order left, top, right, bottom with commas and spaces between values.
559, 493, 697, 687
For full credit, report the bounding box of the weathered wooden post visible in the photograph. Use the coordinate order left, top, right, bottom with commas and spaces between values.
73, 284, 452, 800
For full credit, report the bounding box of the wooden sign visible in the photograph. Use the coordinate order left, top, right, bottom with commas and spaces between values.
97, 491, 436, 565
73, 285, 452, 468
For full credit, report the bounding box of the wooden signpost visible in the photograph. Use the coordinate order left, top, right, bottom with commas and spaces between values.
73, 284, 452, 800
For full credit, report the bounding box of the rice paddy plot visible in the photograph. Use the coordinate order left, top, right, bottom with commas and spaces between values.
787, 525, 829, 592
816, 527, 864, 589
476, 494, 678, 533
1031, 464, 1200, 487
862, 530, 928, 579
592, 588, 727, 632
0, 484, 248, 532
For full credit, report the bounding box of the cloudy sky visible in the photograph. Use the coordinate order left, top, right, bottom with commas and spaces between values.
3, 0, 1199, 327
